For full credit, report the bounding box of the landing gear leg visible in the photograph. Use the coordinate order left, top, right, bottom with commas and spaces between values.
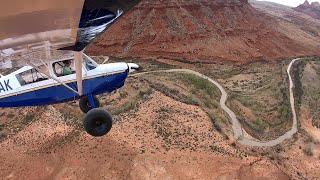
82, 94, 113, 137
87, 94, 95, 108
79, 95, 100, 113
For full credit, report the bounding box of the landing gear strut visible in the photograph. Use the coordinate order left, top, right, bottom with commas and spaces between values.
79, 95, 100, 113
80, 95, 113, 137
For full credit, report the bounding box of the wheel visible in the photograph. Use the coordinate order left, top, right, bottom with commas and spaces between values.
79, 95, 100, 113
83, 108, 113, 137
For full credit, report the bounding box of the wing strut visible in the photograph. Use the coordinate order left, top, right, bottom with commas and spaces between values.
74, 51, 83, 96
19, 55, 79, 95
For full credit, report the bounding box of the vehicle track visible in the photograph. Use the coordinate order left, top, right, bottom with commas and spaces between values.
131, 58, 300, 147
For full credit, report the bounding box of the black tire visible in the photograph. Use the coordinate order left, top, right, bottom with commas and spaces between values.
83, 108, 113, 137
79, 96, 100, 113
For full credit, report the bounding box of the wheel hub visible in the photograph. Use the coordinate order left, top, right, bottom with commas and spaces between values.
96, 120, 103, 127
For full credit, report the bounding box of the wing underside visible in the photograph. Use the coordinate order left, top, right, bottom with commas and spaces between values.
0, 0, 141, 66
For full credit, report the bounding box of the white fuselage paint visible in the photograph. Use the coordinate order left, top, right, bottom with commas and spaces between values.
0, 55, 133, 99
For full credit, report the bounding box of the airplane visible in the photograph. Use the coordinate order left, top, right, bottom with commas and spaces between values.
0, 0, 142, 137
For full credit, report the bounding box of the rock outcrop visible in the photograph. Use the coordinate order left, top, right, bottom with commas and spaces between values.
303, 0, 311, 6
87, 0, 320, 63
293, 0, 320, 20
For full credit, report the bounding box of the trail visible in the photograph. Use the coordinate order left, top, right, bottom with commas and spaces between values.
131, 58, 300, 147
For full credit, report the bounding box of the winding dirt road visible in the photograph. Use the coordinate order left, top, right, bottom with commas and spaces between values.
131, 58, 300, 147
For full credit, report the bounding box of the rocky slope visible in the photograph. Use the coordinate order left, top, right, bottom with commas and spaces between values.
293, 0, 320, 20
86, 0, 320, 63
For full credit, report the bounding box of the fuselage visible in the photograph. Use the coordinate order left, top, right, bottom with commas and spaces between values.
0, 55, 137, 107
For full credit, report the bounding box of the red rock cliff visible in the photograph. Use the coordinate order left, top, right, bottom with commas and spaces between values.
293, 0, 320, 20
87, 0, 320, 63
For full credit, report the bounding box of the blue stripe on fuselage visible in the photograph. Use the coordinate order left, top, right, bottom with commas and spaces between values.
0, 71, 128, 107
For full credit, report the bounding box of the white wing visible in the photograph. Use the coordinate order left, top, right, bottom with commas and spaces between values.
0, 0, 141, 68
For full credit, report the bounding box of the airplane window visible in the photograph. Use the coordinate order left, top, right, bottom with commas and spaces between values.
83, 56, 97, 70
53, 59, 75, 76
16, 66, 48, 85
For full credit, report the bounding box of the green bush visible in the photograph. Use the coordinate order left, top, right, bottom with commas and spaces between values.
254, 118, 268, 128
277, 105, 290, 125
180, 73, 218, 97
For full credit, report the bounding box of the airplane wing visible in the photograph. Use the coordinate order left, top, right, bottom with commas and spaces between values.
0, 0, 142, 60
0, 0, 142, 95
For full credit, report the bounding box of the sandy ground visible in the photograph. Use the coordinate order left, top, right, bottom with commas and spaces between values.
279, 139, 320, 179
300, 109, 320, 143
0, 91, 289, 180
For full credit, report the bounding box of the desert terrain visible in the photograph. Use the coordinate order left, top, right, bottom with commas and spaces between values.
1, 56, 320, 179
1, 0, 320, 179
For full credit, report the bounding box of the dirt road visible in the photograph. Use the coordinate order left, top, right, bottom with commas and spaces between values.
131, 58, 300, 147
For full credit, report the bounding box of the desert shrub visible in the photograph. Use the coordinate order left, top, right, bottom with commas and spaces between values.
24, 112, 34, 123
180, 73, 218, 97
0, 123, 4, 131
119, 90, 129, 98
235, 96, 266, 112
254, 118, 269, 128
209, 112, 222, 132
274, 145, 283, 153
149, 82, 180, 98
112, 99, 137, 115
237, 135, 244, 141
304, 143, 313, 156
139, 88, 153, 98
214, 123, 222, 132
186, 95, 198, 105
156, 106, 170, 113
156, 126, 171, 140
273, 104, 290, 126
6, 113, 14, 118
203, 98, 212, 108
148, 81, 197, 106
0, 131, 6, 139
305, 135, 314, 143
